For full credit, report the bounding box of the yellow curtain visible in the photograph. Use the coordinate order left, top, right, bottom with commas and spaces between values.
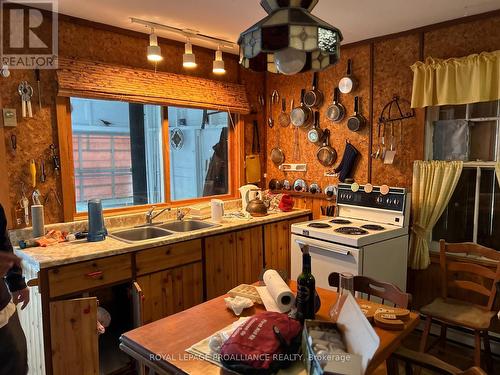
411, 50, 500, 108
409, 161, 463, 270
496, 162, 500, 187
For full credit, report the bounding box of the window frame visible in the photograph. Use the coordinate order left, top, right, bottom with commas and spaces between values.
425, 100, 500, 252
56, 97, 244, 221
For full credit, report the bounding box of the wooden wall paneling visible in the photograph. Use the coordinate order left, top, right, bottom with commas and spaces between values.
235, 226, 264, 284
49, 297, 99, 375
370, 34, 424, 188
56, 97, 77, 221
423, 14, 500, 59
0, 125, 11, 225
204, 232, 237, 299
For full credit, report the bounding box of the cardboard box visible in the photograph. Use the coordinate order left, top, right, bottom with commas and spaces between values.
302, 293, 379, 375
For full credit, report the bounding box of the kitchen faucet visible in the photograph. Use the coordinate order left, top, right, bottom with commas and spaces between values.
176, 208, 188, 221
145, 206, 170, 225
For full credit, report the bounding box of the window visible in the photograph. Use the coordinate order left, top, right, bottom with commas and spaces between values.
427, 100, 500, 249
68, 98, 234, 214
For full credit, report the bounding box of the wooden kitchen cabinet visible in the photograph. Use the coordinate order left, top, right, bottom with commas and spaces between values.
205, 226, 264, 299
49, 298, 99, 375
136, 262, 203, 324
263, 216, 310, 276
205, 232, 238, 299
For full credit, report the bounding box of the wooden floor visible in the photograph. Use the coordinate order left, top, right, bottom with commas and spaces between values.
399, 330, 500, 374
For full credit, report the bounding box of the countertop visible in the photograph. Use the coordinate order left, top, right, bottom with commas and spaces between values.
15, 209, 311, 269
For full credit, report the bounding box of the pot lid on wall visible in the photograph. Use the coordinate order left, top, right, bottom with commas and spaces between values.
238, 0, 343, 75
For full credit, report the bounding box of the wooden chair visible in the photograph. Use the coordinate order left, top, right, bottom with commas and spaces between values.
391, 347, 487, 375
419, 240, 500, 369
328, 272, 411, 308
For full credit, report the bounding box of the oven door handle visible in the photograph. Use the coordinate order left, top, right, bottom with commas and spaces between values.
295, 239, 351, 256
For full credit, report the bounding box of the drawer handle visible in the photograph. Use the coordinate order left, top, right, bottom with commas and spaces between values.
86, 271, 103, 279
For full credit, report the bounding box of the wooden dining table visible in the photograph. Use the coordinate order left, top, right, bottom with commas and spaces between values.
120, 282, 419, 375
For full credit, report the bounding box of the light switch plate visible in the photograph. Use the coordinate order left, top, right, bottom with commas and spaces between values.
2, 108, 17, 127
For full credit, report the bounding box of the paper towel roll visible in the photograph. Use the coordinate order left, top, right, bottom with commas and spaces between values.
263, 269, 295, 312
31, 205, 45, 238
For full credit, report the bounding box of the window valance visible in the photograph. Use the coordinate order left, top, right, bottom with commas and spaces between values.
410, 50, 500, 108
56, 58, 250, 114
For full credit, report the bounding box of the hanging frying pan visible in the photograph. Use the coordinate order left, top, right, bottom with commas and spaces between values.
291, 89, 313, 128
307, 111, 323, 144
304, 72, 324, 108
339, 59, 358, 94
326, 87, 345, 123
270, 124, 285, 166
278, 98, 291, 127
347, 96, 366, 132
316, 129, 337, 167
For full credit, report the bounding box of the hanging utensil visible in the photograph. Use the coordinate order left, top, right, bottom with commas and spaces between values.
316, 129, 337, 167
267, 94, 273, 128
34, 69, 42, 110
270, 122, 285, 166
29, 159, 36, 188
18, 81, 33, 118
307, 111, 323, 144
339, 59, 358, 94
304, 72, 324, 108
291, 89, 313, 128
278, 98, 291, 127
384, 122, 397, 164
293, 179, 307, 192
326, 87, 345, 123
50, 144, 60, 175
371, 122, 382, 159
347, 96, 366, 132
40, 159, 46, 183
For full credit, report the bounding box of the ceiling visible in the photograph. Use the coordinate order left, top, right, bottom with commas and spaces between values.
56, 0, 500, 54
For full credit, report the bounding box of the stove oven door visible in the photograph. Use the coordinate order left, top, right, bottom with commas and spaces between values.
290, 234, 361, 291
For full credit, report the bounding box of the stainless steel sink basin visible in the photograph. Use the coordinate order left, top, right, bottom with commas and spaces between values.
157, 220, 218, 232
110, 226, 173, 242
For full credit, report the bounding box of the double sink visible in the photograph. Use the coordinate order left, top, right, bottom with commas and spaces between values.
110, 220, 219, 243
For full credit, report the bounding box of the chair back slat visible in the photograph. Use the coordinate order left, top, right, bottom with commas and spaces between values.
440, 240, 500, 311
448, 280, 491, 297
447, 262, 496, 280
328, 272, 411, 309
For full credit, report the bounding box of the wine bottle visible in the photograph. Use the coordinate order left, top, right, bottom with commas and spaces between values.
296, 245, 316, 323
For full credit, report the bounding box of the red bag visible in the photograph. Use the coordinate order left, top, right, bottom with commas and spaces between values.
220, 312, 302, 374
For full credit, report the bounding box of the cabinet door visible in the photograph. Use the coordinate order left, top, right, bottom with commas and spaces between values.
50, 298, 99, 375
132, 281, 144, 327
137, 262, 203, 324
235, 226, 264, 285
205, 232, 238, 299
264, 221, 291, 276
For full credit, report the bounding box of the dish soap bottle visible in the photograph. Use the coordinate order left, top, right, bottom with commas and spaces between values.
296, 244, 316, 323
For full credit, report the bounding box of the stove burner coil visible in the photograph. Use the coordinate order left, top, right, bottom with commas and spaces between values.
334, 227, 369, 235
330, 219, 352, 225
361, 224, 385, 231
308, 223, 332, 229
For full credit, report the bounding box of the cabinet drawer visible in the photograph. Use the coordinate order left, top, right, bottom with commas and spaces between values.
136, 239, 202, 276
48, 254, 132, 298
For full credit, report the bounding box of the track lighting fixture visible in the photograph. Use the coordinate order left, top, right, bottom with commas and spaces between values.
213, 46, 226, 75
183, 39, 197, 68
147, 30, 163, 62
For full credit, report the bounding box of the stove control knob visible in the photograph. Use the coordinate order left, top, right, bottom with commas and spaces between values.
376, 196, 383, 204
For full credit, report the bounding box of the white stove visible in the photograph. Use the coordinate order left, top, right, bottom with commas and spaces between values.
291, 184, 411, 292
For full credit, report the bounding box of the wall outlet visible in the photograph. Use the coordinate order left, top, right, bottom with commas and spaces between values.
2, 108, 17, 127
